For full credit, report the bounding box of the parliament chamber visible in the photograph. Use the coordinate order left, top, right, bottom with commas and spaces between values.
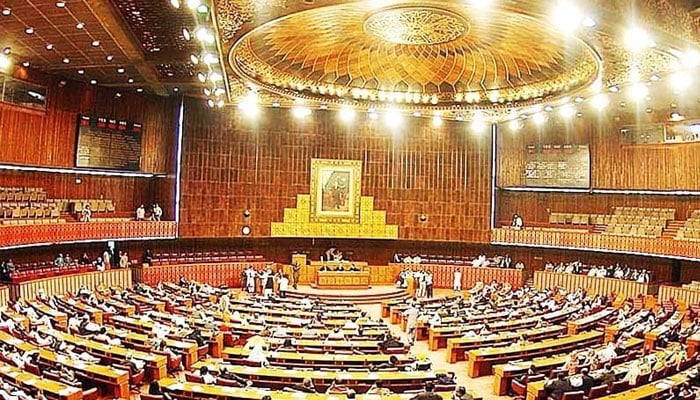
4, 0, 700, 400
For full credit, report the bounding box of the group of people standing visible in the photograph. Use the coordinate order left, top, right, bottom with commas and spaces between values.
396, 269, 434, 297
135, 203, 163, 221
242, 264, 301, 297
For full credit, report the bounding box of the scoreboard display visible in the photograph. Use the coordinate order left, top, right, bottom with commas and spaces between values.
75, 115, 143, 171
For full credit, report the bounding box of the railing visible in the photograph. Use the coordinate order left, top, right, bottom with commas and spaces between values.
0, 221, 177, 248
491, 227, 700, 260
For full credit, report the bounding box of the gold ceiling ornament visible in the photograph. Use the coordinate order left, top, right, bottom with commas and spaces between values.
229, 0, 601, 111
363, 6, 469, 45
216, 0, 288, 43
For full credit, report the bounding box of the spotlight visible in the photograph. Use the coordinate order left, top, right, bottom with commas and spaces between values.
431, 114, 443, 127
591, 93, 610, 110
670, 71, 691, 91
339, 107, 356, 122
292, 105, 311, 119
197, 4, 209, 13
170, 0, 181, 8
197, 72, 206, 83
2, 47, 10, 55
186, 0, 200, 10
195, 27, 215, 44
25, 27, 35, 35
532, 112, 546, 125
670, 112, 684, 122
91, 40, 100, 47
559, 104, 575, 118
550, 1, 583, 34
207, 99, 215, 108
237, 93, 260, 118
628, 82, 649, 101
241, 225, 251, 236
0, 54, 12, 71
209, 72, 222, 82
202, 53, 218, 64
2, 8, 11, 16
625, 27, 654, 52
683, 50, 700, 68
383, 108, 403, 127
182, 28, 191, 41
508, 119, 521, 131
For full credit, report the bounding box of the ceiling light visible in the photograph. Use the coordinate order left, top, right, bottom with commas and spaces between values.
384, 108, 403, 127
170, 0, 180, 8
116, 67, 125, 73
292, 105, 311, 119
628, 82, 649, 101
203, 88, 211, 96
21, 61, 29, 67
77, 69, 84, 75
55, 1, 66, 7
670, 112, 684, 122
508, 119, 521, 131
91, 40, 100, 47
682, 50, 700, 68
202, 53, 218, 64
339, 107, 356, 122
209, 72, 222, 82
75, 22, 84, 29
608, 85, 620, 93
90, 79, 97, 85
271, 101, 280, 108
186, 0, 200, 10
25, 27, 35, 35
468, 0, 493, 8
559, 104, 575, 118
190, 54, 199, 64
62, 58, 70, 64
591, 93, 609, 109
368, 111, 379, 120
195, 27, 215, 44
432, 115, 443, 127
173, 87, 179, 92
197, 4, 209, 13
237, 93, 259, 117
182, 28, 191, 41
214, 88, 225, 97
217, 99, 224, 108
455, 114, 464, 121
136, 88, 143, 93
2, 47, 9, 55
574, 96, 584, 103
532, 112, 546, 125
582, 16, 597, 28
670, 70, 691, 91
550, 1, 583, 34
2, 8, 11, 16
544, 105, 554, 112
45, 44, 53, 50
207, 99, 215, 108
197, 72, 206, 83
115, 92, 122, 98
106, 55, 114, 61
649, 74, 660, 82
0, 55, 12, 71
412, 111, 421, 117
127, 78, 134, 84
625, 27, 654, 52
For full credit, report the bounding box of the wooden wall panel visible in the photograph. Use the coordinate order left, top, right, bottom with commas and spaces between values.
0, 70, 178, 173
179, 98, 492, 242
496, 190, 700, 225
497, 111, 700, 190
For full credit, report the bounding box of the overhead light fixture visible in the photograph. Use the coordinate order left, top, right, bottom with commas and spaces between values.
625, 26, 654, 52
62, 58, 70, 64
115, 92, 122, 98
670, 112, 684, 122
591, 93, 610, 109
182, 28, 191, 41
649, 74, 660, 82
339, 106, 356, 122
173, 87, 180, 92
197, 4, 209, 13
574, 96, 584, 103
25, 27, 35, 35
207, 98, 215, 108
237, 93, 259, 118
209, 72, 222, 82
203, 88, 211, 96
0, 54, 12, 71
544, 105, 554, 112
455, 114, 464, 121
2, 8, 11, 16
550, 1, 583, 34
532, 112, 546, 125
628, 82, 649, 101
292, 105, 311, 119
89, 79, 97, 85
106, 55, 114, 61
202, 53, 218, 64
91, 40, 100, 47
670, 70, 691, 91
559, 104, 575, 118
75, 22, 84, 29
368, 110, 379, 120
582, 16, 597, 28
195, 27, 215, 44
45, 43, 53, 50
2, 47, 10, 55
608, 85, 620, 93
190, 54, 199, 64
214, 87, 225, 97
136, 88, 143, 93
384, 108, 403, 128
127, 78, 134, 84
116, 67, 125, 73
197, 72, 206, 83
508, 119, 521, 131
21, 61, 29, 67
77, 69, 85, 75
170, 0, 181, 8
186, 0, 200, 10
271, 101, 281, 108
55, 1, 66, 7
431, 114, 443, 127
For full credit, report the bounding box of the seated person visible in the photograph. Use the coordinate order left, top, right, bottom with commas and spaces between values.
348, 264, 361, 272
325, 327, 346, 341
436, 371, 456, 385
286, 377, 317, 393
366, 380, 392, 396
218, 366, 252, 387
193, 366, 216, 384
326, 378, 349, 394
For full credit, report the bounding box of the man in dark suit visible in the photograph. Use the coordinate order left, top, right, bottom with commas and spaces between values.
544, 372, 573, 400
410, 382, 442, 400
580, 368, 595, 396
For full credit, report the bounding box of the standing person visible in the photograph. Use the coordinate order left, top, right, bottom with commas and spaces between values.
403, 304, 419, 345
152, 203, 163, 221
292, 262, 301, 290
136, 205, 146, 221
81, 204, 92, 222
416, 270, 426, 298
425, 271, 434, 298
453, 267, 462, 291
259, 265, 274, 297
278, 274, 289, 298
119, 252, 129, 268
244, 265, 256, 293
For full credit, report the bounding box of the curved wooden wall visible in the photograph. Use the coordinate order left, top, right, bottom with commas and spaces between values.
8, 268, 132, 300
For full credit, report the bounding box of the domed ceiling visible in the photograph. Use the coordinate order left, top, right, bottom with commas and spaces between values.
217, 0, 700, 120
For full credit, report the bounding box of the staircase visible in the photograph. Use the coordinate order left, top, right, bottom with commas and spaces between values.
662, 220, 685, 239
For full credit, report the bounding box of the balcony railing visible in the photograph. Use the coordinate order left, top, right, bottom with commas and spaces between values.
491, 227, 700, 260
0, 221, 177, 248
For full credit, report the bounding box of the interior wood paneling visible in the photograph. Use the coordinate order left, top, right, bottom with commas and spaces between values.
179, 99, 492, 242
496, 190, 700, 225
0, 69, 178, 173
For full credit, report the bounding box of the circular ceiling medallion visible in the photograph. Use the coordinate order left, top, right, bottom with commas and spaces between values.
229, 0, 601, 109
363, 7, 469, 45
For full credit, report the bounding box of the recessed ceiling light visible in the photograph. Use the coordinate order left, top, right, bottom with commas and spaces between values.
55, 1, 66, 8
25, 27, 35, 35
170, 0, 180, 8
203, 88, 211, 96
167, 72, 174, 77
75, 22, 84, 29
0, 55, 11, 70
91, 40, 100, 47
574, 96, 584, 103
186, 0, 200, 10
197, 4, 208, 13
105, 55, 113, 61
127, 78, 134, 83
90, 79, 97, 85
608, 85, 620, 93
45, 43, 53, 50
197, 72, 206, 83
136, 88, 143, 93
2, 47, 10, 55
190, 54, 199, 64
272, 101, 280, 108
182, 28, 191, 41
22, 61, 30, 67
173, 87, 179, 92
202, 53, 218, 64
544, 105, 554, 112
1, 8, 11, 16
77, 69, 85, 74
116, 67, 125, 73
62, 58, 70, 64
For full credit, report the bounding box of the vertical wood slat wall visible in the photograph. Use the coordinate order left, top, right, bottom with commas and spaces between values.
533, 270, 659, 297
7, 268, 132, 300
179, 98, 492, 242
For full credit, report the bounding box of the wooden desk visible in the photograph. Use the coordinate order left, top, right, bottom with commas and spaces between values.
492, 337, 643, 396
0, 360, 82, 400
193, 360, 437, 392
688, 333, 700, 358
28, 300, 68, 330
222, 347, 414, 369
604, 310, 648, 342
158, 378, 482, 400
566, 307, 615, 335
55, 296, 104, 324
644, 311, 685, 351
8, 268, 132, 300
533, 271, 658, 297
314, 271, 371, 290
104, 326, 198, 369
0, 330, 129, 399
39, 327, 168, 380
445, 325, 566, 363
465, 331, 604, 378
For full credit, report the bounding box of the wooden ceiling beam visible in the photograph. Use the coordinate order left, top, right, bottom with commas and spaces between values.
83, 0, 168, 95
